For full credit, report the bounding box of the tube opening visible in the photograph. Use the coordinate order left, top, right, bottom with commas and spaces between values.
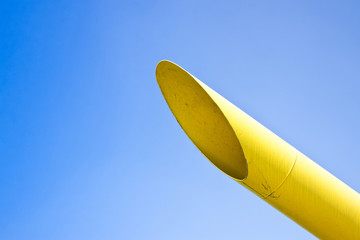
156, 60, 247, 180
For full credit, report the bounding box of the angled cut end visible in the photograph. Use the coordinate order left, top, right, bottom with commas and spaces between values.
156, 60, 247, 180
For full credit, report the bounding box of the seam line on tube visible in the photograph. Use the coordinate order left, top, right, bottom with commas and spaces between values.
264, 151, 298, 199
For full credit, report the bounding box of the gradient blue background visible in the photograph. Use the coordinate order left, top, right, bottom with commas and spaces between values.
1, 1, 360, 239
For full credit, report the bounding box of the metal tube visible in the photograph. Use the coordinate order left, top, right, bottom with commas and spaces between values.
156, 60, 360, 239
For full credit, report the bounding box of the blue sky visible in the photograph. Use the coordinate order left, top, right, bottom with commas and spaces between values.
1, 0, 360, 239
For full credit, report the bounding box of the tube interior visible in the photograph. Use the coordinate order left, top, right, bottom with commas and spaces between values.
156, 60, 247, 180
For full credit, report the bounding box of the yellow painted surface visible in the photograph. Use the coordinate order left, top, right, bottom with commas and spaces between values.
156, 60, 360, 239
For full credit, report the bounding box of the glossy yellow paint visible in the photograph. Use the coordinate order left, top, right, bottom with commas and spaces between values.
156, 60, 360, 239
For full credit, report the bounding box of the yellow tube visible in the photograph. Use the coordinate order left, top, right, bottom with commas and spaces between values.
156, 60, 360, 239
